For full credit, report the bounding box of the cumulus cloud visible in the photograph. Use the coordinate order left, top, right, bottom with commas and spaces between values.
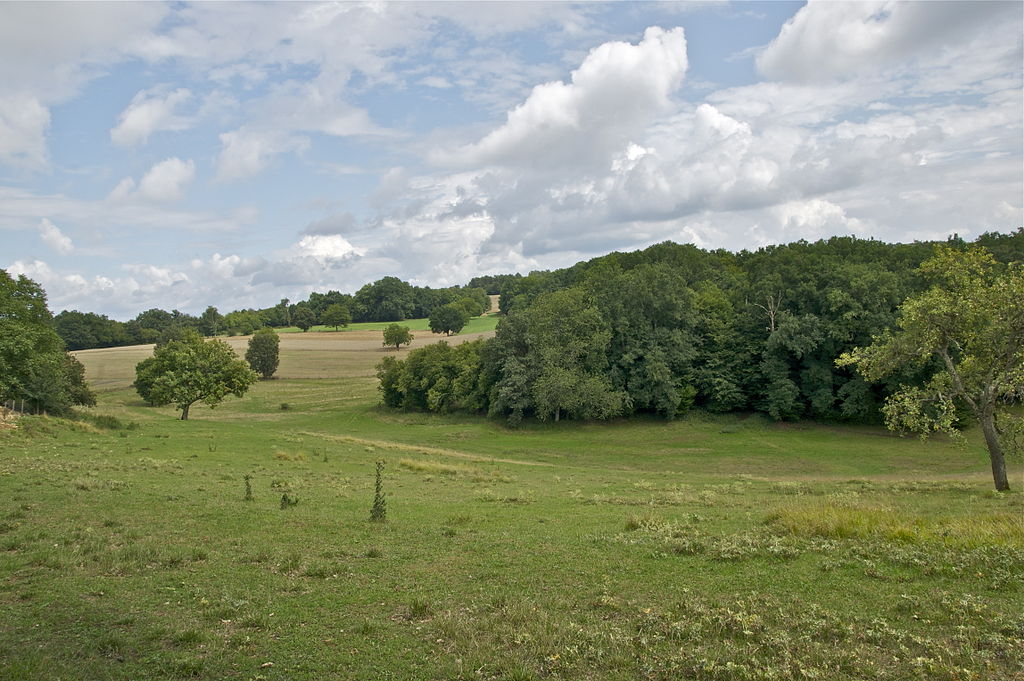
137, 158, 195, 202
37, 218, 74, 254
110, 87, 193, 147
110, 158, 195, 203
442, 26, 688, 169
757, 1, 1018, 83
215, 128, 310, 182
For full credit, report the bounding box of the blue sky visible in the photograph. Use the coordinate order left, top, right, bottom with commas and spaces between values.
1, 1, 1020, 319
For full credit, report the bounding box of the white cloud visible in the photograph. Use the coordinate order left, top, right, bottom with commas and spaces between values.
0, 94, 50, 169
419, 76, 453, 89
107, 177, 136, 203
110, 158, 196, 203
137, 158, 196, 202
293, 234, 363, 261
757, 1, 1018, 84
215, 128, 310, 182
443, 26, 688, 169
37, 218, 73, 255
110, 87, 193, 147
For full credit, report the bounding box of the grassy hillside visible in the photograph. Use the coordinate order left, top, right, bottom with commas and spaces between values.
1, 332, 1021, 680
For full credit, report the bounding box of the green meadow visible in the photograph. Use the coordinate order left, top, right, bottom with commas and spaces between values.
1, 330, 1021, 680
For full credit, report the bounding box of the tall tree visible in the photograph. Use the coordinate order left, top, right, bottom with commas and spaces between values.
199, 306, 223, 337
135, 330, 257, 420
245, 327, 280, 379
838, 246, 1023, 491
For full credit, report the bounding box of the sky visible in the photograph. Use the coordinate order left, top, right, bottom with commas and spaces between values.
1, 1, 1021, 320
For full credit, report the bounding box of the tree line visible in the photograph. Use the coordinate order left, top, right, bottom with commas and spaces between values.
378, 231, 1022, 426
54, 278, 491, 350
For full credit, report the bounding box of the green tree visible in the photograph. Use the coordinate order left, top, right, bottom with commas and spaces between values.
291, 304, 316, 332
353, 276, 415, 321
245, 327, 280, 379
838, 246, 1023, 491
199, 306, 223, 337
382, 324, 413, 351
0, 272, 95, 414
134, 329, 257, 420
429, 303, 469, 336
320, 303, 351, 331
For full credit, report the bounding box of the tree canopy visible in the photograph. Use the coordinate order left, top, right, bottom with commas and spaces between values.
291, 304, 317, 332
428, 303, 469, 336
1, 271, 95, 414
382, 324, 413, 351
245, 327, 280, 379
135, 330, 257, 420
320, 303, 351, 330
376, 231, 1024, 428
838, 246, 1023, 490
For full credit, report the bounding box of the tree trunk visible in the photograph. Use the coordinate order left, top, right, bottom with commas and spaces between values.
180, 402, 191, 420
980, 411, 1010, 491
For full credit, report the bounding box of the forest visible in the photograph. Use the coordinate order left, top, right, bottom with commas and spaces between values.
378, 230, 1023, 426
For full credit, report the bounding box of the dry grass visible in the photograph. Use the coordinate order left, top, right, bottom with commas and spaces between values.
74, 327, 497, 389
767, 500, 1024, 548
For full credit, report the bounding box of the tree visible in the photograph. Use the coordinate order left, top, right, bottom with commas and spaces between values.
0, 271, 95, 414
352, 277, 415, 322
838, 246, 1023, 491
429, 303, 469, 336
199, 306, 223, 337
292, 305, 316, 332
382, 324, 413, 351
134, 329, 257, 420
246, 327, 280, 379
320, 303, 351, 331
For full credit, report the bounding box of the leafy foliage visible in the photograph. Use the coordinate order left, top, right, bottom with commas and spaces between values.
428, 303, 469, 336
320, 303, 351, 330
382, 324, 413, 351
377, 232, 1024, 427
0, 272, 95, 414
245, 328, 280, 379
135, 329, 257, 419
839, 245, 1024, 490
290, 304, 316, 332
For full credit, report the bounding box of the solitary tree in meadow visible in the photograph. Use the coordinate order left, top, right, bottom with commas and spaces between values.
320, 303, 351, 331
135, 329, 257, 420
246, 327, 280, 379
839, 246, 1023, 491
382, 324, 413, 351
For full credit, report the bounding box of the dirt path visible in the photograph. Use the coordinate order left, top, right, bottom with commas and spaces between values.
297, 431, 555, 467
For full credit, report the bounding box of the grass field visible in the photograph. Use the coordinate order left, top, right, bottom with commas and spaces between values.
275, 314, 500, 336
1, 330, 1022, 680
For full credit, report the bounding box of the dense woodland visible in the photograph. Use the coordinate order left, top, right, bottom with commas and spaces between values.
379, 230, 1023, 425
